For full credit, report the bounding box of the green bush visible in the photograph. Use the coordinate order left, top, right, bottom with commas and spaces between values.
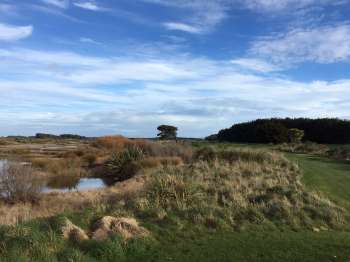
105, 145, 144, 181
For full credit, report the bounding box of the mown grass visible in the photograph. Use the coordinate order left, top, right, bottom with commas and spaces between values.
288, 153, 350, 211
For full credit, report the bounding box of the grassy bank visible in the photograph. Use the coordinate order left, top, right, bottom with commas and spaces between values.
1, 141, 350, 261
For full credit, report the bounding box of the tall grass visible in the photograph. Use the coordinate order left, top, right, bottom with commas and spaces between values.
134, 148, 348, 229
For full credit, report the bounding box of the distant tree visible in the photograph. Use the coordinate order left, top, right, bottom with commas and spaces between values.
288, 128, 304, 143
205, 134, 218, 141
157, 125, 178, 140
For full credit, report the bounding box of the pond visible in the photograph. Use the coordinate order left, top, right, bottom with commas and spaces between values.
42, 177, 109, 193
1, 159, 113, 193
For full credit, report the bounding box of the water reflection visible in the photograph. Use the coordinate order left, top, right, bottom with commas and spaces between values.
43, 176, 113, 193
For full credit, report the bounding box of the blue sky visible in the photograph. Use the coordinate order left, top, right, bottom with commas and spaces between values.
1, 0, 350, 137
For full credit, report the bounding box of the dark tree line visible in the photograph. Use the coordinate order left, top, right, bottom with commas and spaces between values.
35, 133, 86, 139
214, 118, 350, 144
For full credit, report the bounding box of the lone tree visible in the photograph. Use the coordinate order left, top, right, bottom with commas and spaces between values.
288, 128, 305, 143
157, 125, 178, 140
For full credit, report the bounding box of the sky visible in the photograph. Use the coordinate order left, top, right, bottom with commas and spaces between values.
1, 0, 350, 137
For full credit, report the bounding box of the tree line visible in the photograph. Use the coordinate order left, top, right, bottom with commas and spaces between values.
212, 118, 350, 144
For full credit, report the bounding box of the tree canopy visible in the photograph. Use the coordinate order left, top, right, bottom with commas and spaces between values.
157, 125, 178, 140
213, 118, 350, 144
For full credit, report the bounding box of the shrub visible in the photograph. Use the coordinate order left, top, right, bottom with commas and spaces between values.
0, 162, 43, 203
105, 145, 145, 181
327, 145, 350, 161
93, 136, 132, 150
276, 142, 329, 155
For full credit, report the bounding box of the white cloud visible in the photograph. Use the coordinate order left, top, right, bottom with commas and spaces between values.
41, 0, 69, 9
0, 23, 33, 41
79, 37, 102, 45
73, 1, 106, 11
230, 58, 280, 72
239, 0, 347, 12
0, 47, 350, 137
163, 22, 202, 34
250, 24, 350, 64
144, 0, 228, 34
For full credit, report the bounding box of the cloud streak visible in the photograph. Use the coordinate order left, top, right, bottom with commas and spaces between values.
0, 23, 33, 41
73, 1, 107, 11
41, 0, 69, 9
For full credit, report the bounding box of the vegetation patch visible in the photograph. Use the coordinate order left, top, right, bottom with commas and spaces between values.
133, 148, 348, 230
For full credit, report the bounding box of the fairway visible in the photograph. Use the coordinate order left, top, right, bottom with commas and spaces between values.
288, 154, 350, 211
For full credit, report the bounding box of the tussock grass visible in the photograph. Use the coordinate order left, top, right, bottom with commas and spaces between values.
134, 148, 348, 229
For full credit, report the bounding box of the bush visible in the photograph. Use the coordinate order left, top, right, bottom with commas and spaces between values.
327, 145, 350, 161
0, 162, 43, 203
276, 142, 329, 155
93, 136, 132, 151
105, 145, 145, 181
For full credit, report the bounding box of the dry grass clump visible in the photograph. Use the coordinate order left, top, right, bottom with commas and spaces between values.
62, 218, 89, 242
139, 141, 193, 163
0, 162, 43, 203
135, 148, 348, 229
91, 216, 149, 241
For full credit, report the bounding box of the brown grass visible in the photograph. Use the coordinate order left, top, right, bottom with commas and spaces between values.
94, 136, 133, 151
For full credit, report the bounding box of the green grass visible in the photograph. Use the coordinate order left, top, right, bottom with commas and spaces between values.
1, 218, 350, 262
288, 153, 350, 211
151, 228, 350, 262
